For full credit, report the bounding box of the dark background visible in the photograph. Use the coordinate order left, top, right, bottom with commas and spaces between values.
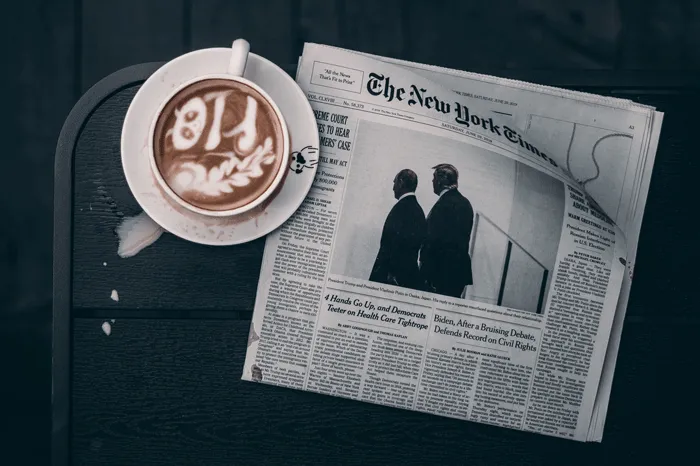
4, 0, 700, 463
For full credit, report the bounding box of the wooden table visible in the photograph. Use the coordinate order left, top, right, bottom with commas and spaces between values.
53, 63, 699, 465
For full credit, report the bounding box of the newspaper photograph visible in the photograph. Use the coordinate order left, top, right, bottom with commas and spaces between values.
333, 122, 564, 314
243, 43, 651, 442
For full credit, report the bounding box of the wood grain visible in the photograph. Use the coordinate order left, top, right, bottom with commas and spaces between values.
685, 1, 700, 67
616, 0, 686, 69
71, 318, 697, 465
59, 8, 700, 464
622, 92, 700, 318
190, 0, 295, 67
3, 0, 75, 312
81, 0, 185, 91
335, 0, 406, 59
297, 0, 343, 52
71, 86, 265, 310
399, 0, 618, 72
0, 306, 52, 465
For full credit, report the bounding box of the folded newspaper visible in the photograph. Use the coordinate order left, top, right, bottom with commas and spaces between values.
243, 43, 663, 442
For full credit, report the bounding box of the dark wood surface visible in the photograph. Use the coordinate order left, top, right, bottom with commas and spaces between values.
5, 0, 700, 464
625, 93, 699, 319
53, 58, 700, 465
70, 318, 694, 466
80, 0, 186, 93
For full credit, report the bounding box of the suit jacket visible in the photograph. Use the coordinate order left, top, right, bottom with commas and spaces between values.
421, 188, 474, 292
369, 195, 427, 289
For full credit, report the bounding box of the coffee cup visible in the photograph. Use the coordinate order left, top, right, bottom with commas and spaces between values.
148, 39, 290, 217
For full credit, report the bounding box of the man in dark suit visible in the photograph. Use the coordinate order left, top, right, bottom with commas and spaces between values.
420, 164, 474, 298
369, 169, 427, 290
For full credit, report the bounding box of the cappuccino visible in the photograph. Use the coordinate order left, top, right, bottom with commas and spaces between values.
153, 78, 286, 213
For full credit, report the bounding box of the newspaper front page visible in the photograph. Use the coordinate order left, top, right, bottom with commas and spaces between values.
347, 51, 663, 441
243, 44, 634, 441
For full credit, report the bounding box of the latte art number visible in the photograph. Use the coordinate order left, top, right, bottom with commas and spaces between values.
171, 96, 207, 150
171, 92, 259, 154
167, 92, 272, 196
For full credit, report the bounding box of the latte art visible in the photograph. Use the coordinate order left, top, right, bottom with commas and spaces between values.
170, 136, 276, 196
153, 79, 286, 212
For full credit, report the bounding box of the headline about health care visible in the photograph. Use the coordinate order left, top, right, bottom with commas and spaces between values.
326, 293, 428, 330
324, 292, 539, 353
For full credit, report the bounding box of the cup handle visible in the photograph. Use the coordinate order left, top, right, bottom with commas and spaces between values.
228, 39, 250, 77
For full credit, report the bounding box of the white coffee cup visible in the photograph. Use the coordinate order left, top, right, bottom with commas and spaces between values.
148, 39, 290, 217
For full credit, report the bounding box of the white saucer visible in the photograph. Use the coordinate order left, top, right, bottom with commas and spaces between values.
121, 48, 319, 245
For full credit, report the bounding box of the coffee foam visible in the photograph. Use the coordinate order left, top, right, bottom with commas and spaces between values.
153, 79, 285, 212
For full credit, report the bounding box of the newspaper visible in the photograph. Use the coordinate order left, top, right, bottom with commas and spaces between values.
242, 44, 662, 442
340, 50, 663, 442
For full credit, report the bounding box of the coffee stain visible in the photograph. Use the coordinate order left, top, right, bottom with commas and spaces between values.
94, 184, 125, 219
116, 212, 164, 258
251, 364, 263, 382
247, 324, 260, 347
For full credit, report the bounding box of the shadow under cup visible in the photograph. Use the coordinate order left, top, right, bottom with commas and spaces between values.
152, 77, 287, 214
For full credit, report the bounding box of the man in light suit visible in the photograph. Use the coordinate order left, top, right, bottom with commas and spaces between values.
369, 169, 427, 290
420, 163, 474, 298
